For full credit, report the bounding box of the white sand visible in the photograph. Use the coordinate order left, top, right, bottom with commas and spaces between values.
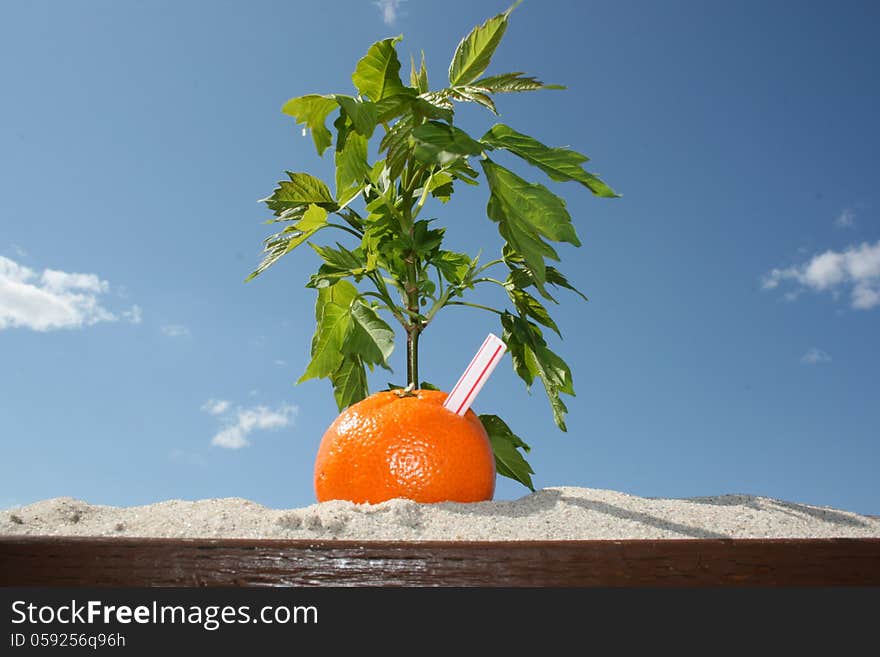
3, 488, 879, 540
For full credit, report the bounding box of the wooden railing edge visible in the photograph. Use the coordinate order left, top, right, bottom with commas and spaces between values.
2, 536, 879, 587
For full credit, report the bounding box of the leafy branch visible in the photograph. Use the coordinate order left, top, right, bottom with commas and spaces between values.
247, 2, 618, 488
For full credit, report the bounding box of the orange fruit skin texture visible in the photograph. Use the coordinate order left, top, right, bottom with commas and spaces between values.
314, 390, 496, 504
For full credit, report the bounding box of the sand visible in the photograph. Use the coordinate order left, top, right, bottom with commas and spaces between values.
2, 487, 879, 540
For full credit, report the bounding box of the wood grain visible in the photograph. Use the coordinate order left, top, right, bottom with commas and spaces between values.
2, 537, 879, 587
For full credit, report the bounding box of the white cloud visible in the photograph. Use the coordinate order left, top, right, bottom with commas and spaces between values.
762, 240, 880, 310
852, 284, 880, 310
375, 0, 403, 25
801, 348, 831, 365
122, 305, 143, 325
203, 401, 297, 449
0, 255, 140, 331
201, 399, 230, 415
161, 323, 190, 338
834, 209, 855, 229
40, 268, 108, 294
274, 359, 287, 367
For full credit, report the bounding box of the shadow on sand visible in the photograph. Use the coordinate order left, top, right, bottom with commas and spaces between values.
685, 494, 869, 529
438, 489, 730, 539
434, 488, 872, 538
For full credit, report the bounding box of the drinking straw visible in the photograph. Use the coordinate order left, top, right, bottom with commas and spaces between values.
443, 333, 507, 415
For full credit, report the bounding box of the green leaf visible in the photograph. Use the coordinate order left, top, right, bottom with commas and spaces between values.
311, 242, 365, 272
246, 204, 328, 281
362, 194, 398, 240
417, 51, 429, 93
426, 171, 454, 202
500, 311, 574, 431
480, 414, 535, 491
503, 312, 574, 401
411, 220, 445, 255
262, 205, 306, 224
506, 258, 589, 303
335, 131, 370, 206
528, 341, 573, 395
352, 36, 412, 102
483, 161, 580, 250
546, 267, 588, 302
506, 287, 561, 337
470, 72, 564, 94
375, 93, 416, 123
299, 281, 359, 382
418, 91, 455, 112
494, 206, 558, 287
448, 2, 520, 86
525, 345, 572, 430
434, 250, 471, 285
368, 159, 392, 192
409, 54, 419, 89
281, 94, 338, 156
411, 121, 484, 166
449, 88, 497, 114
337, 207, 365, 233
379, 114, 414, 181
419, 381, 440, 391
412, 97, 454, 123
333, 111, 352, 152
334, 95, 377, 139
307, 242, 369, 288
330, 355, 369, 411
481, 124, 618, 197
446, 158, 481, 185
345, 302, 395, 369
410, 51, 429, 93
481, 159, 580, 287
293, 203, 328, 231
418, 278, 436, 299
261, 172, 336, 215
501, 312, 533, 387
246, 235, 296, 283
306, 241, 379, 289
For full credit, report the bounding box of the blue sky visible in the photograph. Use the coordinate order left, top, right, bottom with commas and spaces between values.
1, 0, 878, 514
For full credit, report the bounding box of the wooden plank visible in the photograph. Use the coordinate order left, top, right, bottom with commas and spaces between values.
1, 537, 879, 587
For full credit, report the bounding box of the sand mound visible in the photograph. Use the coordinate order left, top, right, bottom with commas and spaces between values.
2, 487, 878, 541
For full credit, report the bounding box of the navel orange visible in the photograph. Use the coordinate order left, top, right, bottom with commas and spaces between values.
314, 389, 496, 504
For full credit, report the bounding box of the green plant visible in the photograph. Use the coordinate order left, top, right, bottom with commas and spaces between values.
247, 2, 617, 490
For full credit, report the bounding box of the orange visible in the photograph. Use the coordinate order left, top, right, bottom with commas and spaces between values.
314, 389, 496, 504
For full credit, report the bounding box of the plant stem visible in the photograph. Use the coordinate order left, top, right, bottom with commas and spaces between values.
401, 178, 423, 389
325, 222, 363, 239
473, 258, 504, 276
423, 285, 455, 324
366, 273, 406, 326
406, 328, 420, 388
472, 277, 508, 288
445, 300, 504, 315
411, 169, 435, 220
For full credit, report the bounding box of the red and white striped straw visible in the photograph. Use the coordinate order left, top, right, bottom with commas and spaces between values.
443, 333, 507, 416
